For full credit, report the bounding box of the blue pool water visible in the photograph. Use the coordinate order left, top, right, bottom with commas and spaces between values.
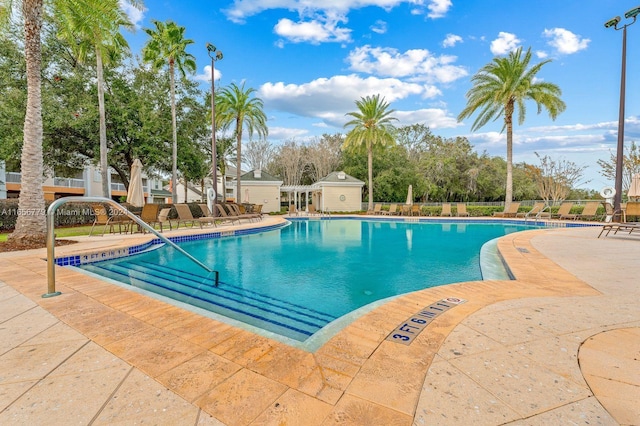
77, 219, 541, 344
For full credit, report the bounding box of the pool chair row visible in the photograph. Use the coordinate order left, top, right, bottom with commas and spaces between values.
598, 202, 640, 238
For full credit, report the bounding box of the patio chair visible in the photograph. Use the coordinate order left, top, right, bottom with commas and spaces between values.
173, 204, 216, 229
456, 203, 470, 217
308, 204, 320, 216
157, 207, 173, 231
228, 203, 260, 221
89, 203, 120, 236
440, 203, 452, 217
598, 202, 639, 237
288, 204, 298, 216
215, 203, 241, 224
553, 202, 575, 220
575, 201, 600, 221
493, 202, 521, 218
133, 203, 161, 233
516, 202, 550, 220
411, 204, 421, 216
371, 204, 383, 215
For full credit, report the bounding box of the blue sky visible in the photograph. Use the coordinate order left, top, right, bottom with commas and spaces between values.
120, 0, 640, 190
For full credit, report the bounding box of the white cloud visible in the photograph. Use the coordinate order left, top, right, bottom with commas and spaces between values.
346, 45, 468, 83
119, 0, 145, 29
490, 32, 521, 55
427, 0, 452, 18
224, 0, 452, 24
442, 33, 462, 48
370, 20, 387, 34
274, 17, 352, 44
268, 126, 310, 140
535, 50, 548, 59
543, 28, 590, 54
194, 65, 223, 83
259, 74, 441, 128
395, 108, 462, 129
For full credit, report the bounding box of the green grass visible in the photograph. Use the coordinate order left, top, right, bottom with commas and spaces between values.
1, 225, 96, 242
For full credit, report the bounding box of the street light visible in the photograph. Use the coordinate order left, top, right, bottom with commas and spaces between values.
207, 42, 223, 217
605, 6, 640, 216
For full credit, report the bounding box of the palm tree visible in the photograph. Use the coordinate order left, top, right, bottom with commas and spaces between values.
343, 94, 398, 212
216, 82, 268, 201
2, 0, 46, 243
55, 0, 142, 197
142, 20, 195, 204
458, 47, 565, 206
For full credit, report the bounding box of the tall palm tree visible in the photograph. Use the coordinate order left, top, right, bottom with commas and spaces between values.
142, 20, 195, 204
343, 94, 398, 212
216, 82, 268, 201
2, 0, 46, 243
458, 47, 565, 206
55, 0, 142, 197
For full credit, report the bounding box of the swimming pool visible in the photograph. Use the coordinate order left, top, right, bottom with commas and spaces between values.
74, 218, 549, 347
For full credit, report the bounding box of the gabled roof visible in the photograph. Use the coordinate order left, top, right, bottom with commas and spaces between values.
241, 169, 282, 182
317, 171, 364, 184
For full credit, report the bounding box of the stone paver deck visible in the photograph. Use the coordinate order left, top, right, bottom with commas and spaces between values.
0, 217, 638, 425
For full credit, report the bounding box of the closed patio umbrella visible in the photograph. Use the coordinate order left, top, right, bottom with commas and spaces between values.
126, 159, 145, 207
628, 173, 640, 201
405, 185, 413, 205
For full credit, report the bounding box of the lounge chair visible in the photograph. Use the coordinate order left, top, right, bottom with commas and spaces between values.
575, 201, 600, 221
411, 204, 421, 216
440, 203, 452, 217
553, 202, 575, 219
456, 203, 470, 217
228, 203, 260, 221
598, 202, 640, 237
288, 204, 298, 216
371, 204, 382, 215
516, 202, 550, 220
157, 207, 173, 231
173, 204, 216, 229
493, 202, 521, 218
216, 203, 241, 224
384, 204, 398, 215
308, 204, 320, 216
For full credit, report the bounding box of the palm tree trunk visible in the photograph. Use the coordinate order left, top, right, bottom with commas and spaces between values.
10, 0, 46, 242
367, 144, 374, 211
96, 48, 109, 198
505, 102, 514, 207
236, 116, 242, 202
170, 61, 178, 204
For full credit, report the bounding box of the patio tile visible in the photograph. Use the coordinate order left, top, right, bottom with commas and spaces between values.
196, 368, 287, 426
462, 309, 554, 346
580, 375, 640, 426
437, 323, 503, 359
0, 380, 37, 412
414, 359, 520, 425
156, 351, 242, 403
449, 347, 591, 418
0, 365, 129, 425
47, 341, 130, 377
322, 394, 412, 426
250, 388, 333, 426
93, 368, 199, 425
105, 327, 204, 377
0, 308, 62, 355
507, 396, 616, 425
0, 293, 36, 323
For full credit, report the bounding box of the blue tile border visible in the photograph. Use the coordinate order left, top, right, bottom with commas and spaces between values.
55, 221, 290, 267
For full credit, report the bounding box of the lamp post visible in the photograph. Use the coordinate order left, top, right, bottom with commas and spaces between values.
605, 6, 640, 216
206, 43, 223, 217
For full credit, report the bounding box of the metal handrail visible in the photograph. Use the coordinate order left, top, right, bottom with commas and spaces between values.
45, 196, 213, 298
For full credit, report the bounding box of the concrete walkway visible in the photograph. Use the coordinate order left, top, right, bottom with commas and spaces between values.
0, 220, 638, 425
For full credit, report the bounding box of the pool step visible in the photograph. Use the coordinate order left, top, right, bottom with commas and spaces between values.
83, 261, 336, 341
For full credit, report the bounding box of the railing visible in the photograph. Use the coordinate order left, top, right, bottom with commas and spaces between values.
110, 182, 149, 193
44, 196, 214, 298
6, 172, 21, 183
53, 177, 85, 188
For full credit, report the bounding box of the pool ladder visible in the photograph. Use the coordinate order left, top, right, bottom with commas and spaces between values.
45, 196, 216, 298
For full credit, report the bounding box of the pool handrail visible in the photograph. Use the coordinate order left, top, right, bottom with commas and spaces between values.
45, 196, 214, 298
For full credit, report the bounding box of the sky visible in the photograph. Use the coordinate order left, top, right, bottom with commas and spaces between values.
119, 0, 640, 190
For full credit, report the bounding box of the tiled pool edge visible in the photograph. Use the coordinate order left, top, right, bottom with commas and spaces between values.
54, 221, 290, 267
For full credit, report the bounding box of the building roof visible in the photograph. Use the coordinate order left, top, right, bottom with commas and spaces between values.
316, 171, 364, 184
241, 169, 282, 182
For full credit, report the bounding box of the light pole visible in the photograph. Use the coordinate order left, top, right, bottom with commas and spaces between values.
605, 6, 640, 216
207, 42, 223, 217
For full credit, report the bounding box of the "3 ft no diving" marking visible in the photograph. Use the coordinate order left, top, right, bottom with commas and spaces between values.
386, 297, 466, 345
